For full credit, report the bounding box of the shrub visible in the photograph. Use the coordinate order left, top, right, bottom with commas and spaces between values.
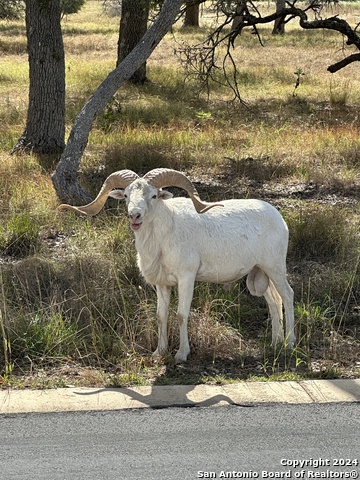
61, 0, 86, 18
286, 205, 358, 264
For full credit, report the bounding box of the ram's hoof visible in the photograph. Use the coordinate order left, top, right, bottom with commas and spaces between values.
152, 347, 167, 358
174, 348, 190, 364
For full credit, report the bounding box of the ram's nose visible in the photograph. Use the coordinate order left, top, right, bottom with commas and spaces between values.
129, 213, 141, 221
128, 212, 142, 231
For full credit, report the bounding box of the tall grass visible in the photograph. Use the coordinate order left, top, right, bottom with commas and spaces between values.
0, 0, 359, 386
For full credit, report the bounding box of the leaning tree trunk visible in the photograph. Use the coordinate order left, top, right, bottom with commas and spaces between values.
12, 0, 65, 154
117, 0, 150, 84
51, 0, 182, 204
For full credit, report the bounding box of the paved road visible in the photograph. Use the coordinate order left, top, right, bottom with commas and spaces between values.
0, 403, 359, 480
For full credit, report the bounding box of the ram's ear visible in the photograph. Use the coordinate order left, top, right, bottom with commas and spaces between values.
158, 189, 173, 200
108, 189, 125, 200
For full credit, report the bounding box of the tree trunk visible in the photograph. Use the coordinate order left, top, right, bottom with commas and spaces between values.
117, 0, 150, 84
51, 0, 183, 204
183, 1, 199, 28
272, 0, 286, 35
12, 0, 65, 154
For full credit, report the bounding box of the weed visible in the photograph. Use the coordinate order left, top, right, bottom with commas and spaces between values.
329, 78, 351, 106
0, 280, 13, 378
20, 312, 77, 362
0, 213, 41, 257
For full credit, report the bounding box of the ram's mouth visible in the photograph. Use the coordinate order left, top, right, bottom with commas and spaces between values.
130, 222, 142, 231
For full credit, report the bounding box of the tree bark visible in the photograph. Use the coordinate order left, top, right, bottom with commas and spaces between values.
183, 1, 200, 28
12, 0, 65, 154
231, 2, 247, 37
51, 0, 182, 204
328, 52, 360, 73
117, 0, 150, 84
272, 0, 286, 35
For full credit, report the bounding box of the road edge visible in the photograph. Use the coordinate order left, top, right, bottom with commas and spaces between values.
0, 378, 359, 414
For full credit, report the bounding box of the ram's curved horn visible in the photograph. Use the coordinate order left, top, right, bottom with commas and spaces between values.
143, 168, 223, 214
58, 170, 139, 216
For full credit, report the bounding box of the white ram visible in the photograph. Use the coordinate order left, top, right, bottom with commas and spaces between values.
59, 168, 295, 363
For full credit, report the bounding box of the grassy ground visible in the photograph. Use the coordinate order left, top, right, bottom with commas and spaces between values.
0, 1, 359, 388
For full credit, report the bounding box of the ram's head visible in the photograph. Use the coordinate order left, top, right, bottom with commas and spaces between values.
58, 168, 223, 230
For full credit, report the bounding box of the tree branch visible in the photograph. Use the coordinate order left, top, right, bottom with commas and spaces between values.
328, 52, 360, 73
238, 3, 360, 51
179, 1, 360, 102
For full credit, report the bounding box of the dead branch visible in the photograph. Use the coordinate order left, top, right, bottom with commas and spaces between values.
176, 0, 360, 102
328, 52, 360, 73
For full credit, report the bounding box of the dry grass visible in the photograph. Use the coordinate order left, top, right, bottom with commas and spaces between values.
0, 0, 359, 387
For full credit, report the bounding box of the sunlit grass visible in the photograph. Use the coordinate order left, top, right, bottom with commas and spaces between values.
0, 0, 359, 386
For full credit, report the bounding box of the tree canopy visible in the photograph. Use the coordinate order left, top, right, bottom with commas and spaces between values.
0, 0, 24, 19
0, 0, 86, 20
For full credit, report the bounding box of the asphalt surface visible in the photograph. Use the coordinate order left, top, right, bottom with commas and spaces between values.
0, 402, 359, 480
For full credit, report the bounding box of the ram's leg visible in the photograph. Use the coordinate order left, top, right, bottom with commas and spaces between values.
269, 274, 295, 349
175, 276, 195, 364
263, 280, 284, 347
153, 285, 171, 357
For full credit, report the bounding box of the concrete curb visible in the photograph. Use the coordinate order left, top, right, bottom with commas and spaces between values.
0, 379, 359, 414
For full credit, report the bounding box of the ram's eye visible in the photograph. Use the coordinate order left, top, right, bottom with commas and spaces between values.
152, 194, 157, 199
124, 194, 128, 199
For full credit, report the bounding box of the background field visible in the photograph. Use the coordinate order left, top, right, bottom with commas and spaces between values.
0, 1, 359, 387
